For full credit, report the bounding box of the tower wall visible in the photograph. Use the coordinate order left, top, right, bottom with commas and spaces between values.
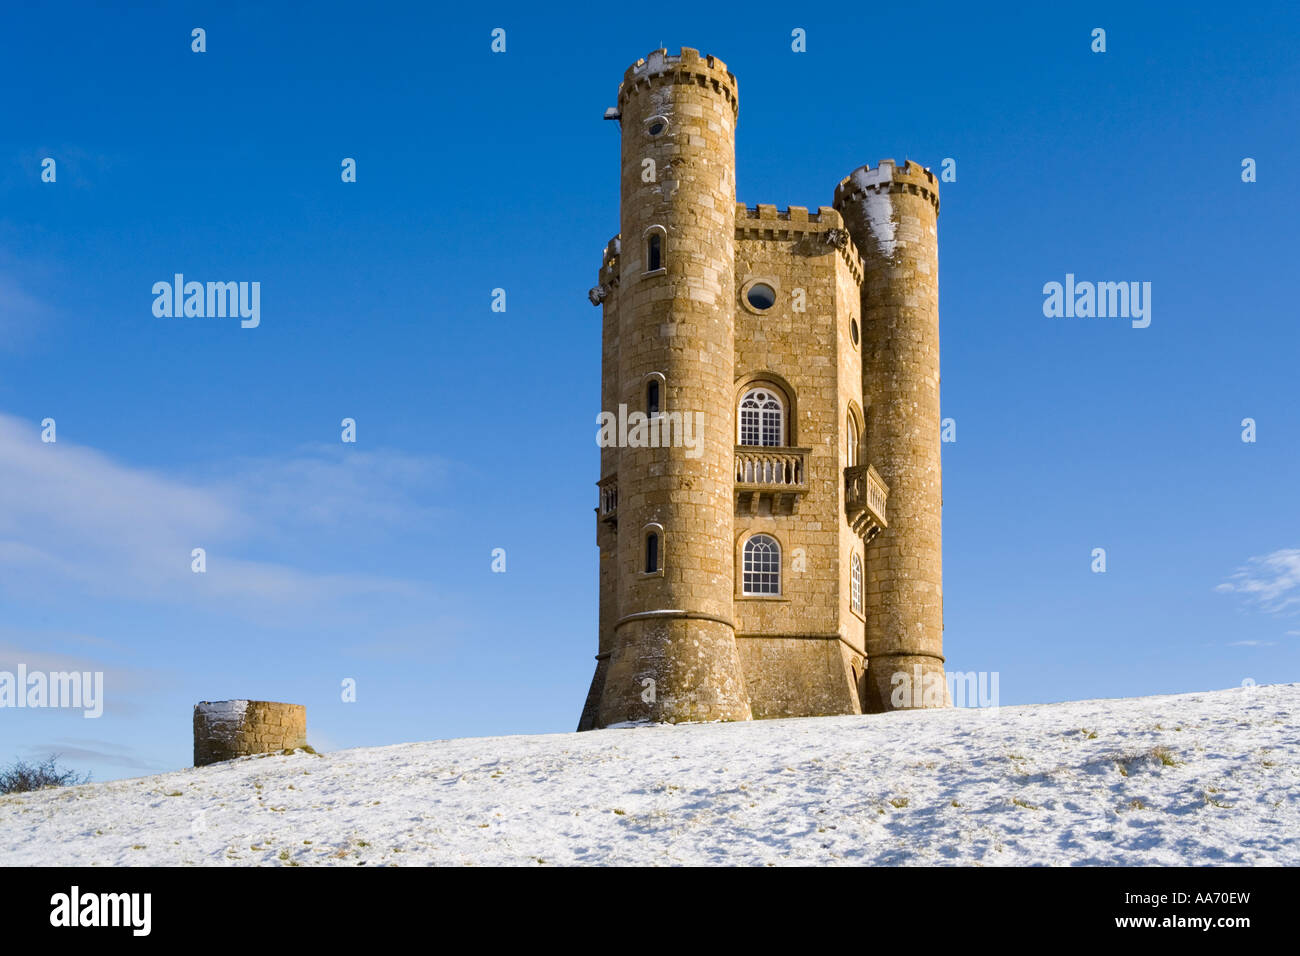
833, 160, 945, 712
595, 49, 750, 726
578, 239, 623, 731
193, 699, 307, 766
730, 204, 865, 718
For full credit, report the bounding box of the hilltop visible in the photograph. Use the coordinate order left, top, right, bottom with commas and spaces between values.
3, 684, 1297, 866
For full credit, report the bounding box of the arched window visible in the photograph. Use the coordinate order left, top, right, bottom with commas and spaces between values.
742, 534, 781, 595
647, 379, 660, 417
646, 232, 662, 272
641, 522, 665, 576
850, 552, 863, 614
739, 388, 784, 447
847, 414, 860, 467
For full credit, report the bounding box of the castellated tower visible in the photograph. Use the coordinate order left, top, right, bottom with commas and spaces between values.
834, 161, 945, 711
579, 49, 945, 729
579, 48, 752, 728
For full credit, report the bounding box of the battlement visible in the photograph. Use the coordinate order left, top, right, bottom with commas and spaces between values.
736, 204, 844, 227
735, 204, 863, 284
618, 47, 738, 115
833, 159, 940, 215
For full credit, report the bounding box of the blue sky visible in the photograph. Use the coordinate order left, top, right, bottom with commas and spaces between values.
1, 1, 1296, 782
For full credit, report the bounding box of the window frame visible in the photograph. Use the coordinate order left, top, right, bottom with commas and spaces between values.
850, 551, 864, 617
846, 402, 865, 468
640, 522, 665, 578
740, 275, 781, 315
738, 386, 786, 448
741, 533, 782, 597
642, 225, 667, 276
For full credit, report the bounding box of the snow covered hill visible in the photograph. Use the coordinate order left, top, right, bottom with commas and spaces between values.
4, 684, 1297, 866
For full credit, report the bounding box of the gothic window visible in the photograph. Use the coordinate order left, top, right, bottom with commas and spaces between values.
851, 552, 863, 614
742, 534, 781, 596
847, 414, 860, 467
739, 388, 784, 447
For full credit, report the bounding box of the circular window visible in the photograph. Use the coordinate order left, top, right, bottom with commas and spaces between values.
646, 117, 667, 136
746, 282, 776, 311
850, 318, 860, 346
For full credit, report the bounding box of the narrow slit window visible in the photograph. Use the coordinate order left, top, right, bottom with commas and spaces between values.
645, 532, 660, 574
647, 380, 660, 417
647, 233, 662, 272
851, 552, 863, 614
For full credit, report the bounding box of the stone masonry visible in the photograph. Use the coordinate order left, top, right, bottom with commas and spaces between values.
579, 48, 945, 729
193, 700, 308, 766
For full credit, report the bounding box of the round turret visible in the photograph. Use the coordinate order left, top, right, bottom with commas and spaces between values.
834, 159, 946, 711
595, 48, 751, 726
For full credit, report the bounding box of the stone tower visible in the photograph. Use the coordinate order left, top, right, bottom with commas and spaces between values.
579, 49, 945, 729
834, 161, 946, 711
580, 48, 752, 728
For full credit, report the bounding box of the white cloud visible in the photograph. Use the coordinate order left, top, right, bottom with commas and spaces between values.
211, 443, 447, 540
23, 738, 159, 773
0, 633, 166, 717
1216, 549, 1300, 615
0, 412, 444, 618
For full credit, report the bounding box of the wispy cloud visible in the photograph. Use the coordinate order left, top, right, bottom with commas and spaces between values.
212, 444, 447, 541
1227, 640, 1276, 647
22, 737, 159, 773
0, 632, 170, 716
0, 412, 447, 621
1215, 549, 1300, 615
4, 146, 118, 191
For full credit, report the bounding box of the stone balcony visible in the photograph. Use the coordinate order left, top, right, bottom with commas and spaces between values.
735, 446, 809, 515
845, 463, 888, 541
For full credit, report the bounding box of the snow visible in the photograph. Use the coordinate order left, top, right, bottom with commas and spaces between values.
195, 699, 248, 730
849, 166, 899, 257
859, 190, 897, 257
637, 50, 669, 77
4, 684, 1297, 866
